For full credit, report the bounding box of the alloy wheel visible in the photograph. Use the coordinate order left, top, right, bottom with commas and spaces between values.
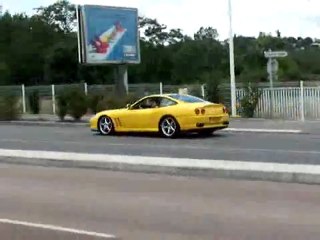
161, 117, 178, 137
98, 116, 113, 135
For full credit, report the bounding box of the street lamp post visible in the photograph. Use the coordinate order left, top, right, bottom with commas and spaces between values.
228, 0, 237, 116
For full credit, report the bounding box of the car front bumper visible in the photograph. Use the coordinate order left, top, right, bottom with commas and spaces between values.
89, 115, 99, 132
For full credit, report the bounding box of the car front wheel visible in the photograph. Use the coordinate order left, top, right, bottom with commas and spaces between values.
98, 116, 114, 136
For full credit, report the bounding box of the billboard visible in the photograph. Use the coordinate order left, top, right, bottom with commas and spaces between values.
77, 5, 140, 65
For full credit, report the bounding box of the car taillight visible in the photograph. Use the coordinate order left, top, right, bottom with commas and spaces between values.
195, 108, 200, 115
201, 108, 206, 115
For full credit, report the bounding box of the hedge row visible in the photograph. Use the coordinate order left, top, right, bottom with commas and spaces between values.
0, 86, 260, 121
56, 88, 139, 121
0, 88, 139, 121
0, 95, 21, 120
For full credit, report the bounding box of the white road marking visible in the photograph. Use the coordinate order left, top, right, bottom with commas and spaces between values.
0, 218, 116, 238
224, 128, 302, 133
0, 148, 319, 175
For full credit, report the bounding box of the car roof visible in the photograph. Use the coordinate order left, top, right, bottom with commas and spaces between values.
144, 93, 188, 98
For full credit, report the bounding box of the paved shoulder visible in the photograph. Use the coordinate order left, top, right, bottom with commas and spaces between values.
1, 164, 319, 240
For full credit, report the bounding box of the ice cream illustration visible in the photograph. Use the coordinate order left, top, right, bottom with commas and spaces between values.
89, 21, 126, 56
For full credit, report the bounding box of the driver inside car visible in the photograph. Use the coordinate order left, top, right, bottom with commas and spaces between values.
150, 99, 159, 108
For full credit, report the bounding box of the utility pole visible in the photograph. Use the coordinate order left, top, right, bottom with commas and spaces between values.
228, 0, 237, 116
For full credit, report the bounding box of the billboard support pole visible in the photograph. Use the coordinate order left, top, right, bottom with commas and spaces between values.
21, 84, 26, 114
114, 64, 129, 97
51, 84, 56, 115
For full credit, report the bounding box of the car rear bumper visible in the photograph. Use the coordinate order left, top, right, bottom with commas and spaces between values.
177, 114, 229, 131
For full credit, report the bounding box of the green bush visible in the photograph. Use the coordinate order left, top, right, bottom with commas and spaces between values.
189, 86, 202, 98
96, 93, 139, 112
57, 91, 69, 121
28, 90, 40, 114
87, 93, 104, 114
125, 93, 139, 105
206, 80, 222, 103
202, 70, 224, 103
240, 83, 261, 118
67, 88, 88, 121
96, 96, 125, 112
56, 89, 139, 120
0, 95, 21, 120
57, 88, 88, 121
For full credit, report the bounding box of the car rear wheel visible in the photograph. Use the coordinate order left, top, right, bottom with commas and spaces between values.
160, 116, 179, 138
98, 116, 114, 136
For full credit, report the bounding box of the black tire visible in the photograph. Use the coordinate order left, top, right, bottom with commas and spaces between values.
97, 116, 114, 136
159, 116, 180, 138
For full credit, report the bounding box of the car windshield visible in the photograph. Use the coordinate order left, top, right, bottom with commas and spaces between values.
169, 94, 205, 103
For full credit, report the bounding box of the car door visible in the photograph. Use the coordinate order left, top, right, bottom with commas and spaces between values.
121, 97, 160, 131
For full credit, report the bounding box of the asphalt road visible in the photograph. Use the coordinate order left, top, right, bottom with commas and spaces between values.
0, 125, 320, 165
0, 221, 114, 240
1, 163, 320, 240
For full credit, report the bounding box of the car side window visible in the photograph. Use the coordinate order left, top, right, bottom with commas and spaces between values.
159, 98, 177, 108
131, 97, 160, 110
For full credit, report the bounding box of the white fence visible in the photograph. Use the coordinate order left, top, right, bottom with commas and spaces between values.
0, 82, 205, 115
236, 82, 320, 120
2, 81, 320, 120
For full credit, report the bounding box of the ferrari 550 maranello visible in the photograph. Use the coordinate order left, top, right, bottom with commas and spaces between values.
90, 94, 229, 138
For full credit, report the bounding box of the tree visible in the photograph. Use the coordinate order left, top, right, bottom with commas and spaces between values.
44, 39, 78, 84
257, 32, 286, 50
1, 1, 320, 87
194, 27, 218, 40
139, 17, 169, 45
0, 12, 61, 85
0, 61, 11, 85
173, 32, 227, 83
35, 0, 76, 33
139, 16, 184, 46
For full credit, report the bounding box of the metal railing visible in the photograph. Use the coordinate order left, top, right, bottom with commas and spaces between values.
1, 81, 320, 120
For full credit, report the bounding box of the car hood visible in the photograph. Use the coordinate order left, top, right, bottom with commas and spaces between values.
95, 108, 128, 117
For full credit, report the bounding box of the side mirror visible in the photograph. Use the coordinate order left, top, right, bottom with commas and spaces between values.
126, 104, 131, 109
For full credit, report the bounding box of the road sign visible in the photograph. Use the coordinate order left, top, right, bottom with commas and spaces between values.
264, 50, 288, 58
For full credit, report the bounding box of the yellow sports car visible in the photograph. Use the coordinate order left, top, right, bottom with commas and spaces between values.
90, 94, 229, 138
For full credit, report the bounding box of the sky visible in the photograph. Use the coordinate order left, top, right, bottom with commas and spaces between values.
1, 0, 320, 40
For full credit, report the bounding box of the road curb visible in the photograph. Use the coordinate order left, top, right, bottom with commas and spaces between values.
0, 149, 319, 185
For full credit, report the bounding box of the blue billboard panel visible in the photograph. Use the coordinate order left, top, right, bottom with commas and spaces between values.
79, 5, 140, 64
